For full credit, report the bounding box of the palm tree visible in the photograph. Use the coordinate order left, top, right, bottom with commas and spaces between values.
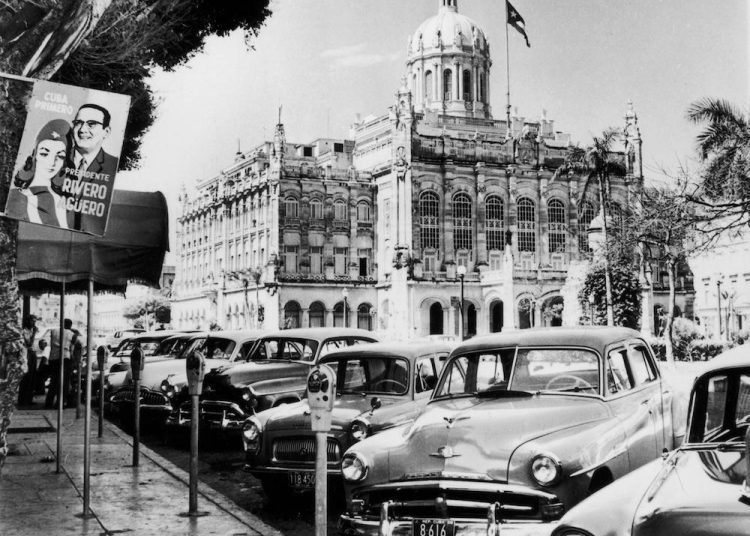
687, 98, 750, 221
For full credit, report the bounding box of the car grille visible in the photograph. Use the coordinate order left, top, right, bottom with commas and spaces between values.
358, 483, 549, 522
272, 436, 341, 463
177, 400, 249, 426
111, 387, 169, 406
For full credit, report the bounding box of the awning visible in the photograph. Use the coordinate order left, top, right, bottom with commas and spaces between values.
16, 190, 169, 294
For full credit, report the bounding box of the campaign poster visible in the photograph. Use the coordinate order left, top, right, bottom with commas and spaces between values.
2, 80, 131, 236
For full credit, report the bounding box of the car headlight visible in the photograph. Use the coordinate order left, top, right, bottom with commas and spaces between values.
350, 419, 370, 442
341, 452, 368, 482
242, 417, 262, 454
530, 453, 562, 487
160, 379, 176, 398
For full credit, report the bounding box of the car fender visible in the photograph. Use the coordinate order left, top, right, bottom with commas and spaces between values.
552, 457, 664, 536
242, 376, 307, 410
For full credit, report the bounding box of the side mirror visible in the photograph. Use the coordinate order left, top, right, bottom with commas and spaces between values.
130, 346, 144, 381
96, 346, 107, 371
370, 397, 382, 411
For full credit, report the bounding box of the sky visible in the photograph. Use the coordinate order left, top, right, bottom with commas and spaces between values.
117, 0, 749, 256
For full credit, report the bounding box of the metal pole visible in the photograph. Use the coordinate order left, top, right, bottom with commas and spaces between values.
98, 359, 104, 438
716, 280, 723, 339
504, 0, 511, 137
133, 375, 140, 467
56, 281, 65, 474
344, 297, 348, 328
83, 278, 93, 517
314, 431, 327, 536
459, 275, 465, 340
75, 352, 82, 419
189, 393, 199, 514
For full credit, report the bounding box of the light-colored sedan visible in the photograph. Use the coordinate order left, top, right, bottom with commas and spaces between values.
339, 327, 685, 536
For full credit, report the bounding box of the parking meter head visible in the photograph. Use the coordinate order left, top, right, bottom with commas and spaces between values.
307, 364, 336, 411
186, 350, 206, 396
130, 345, 144, 380
96, 345, 107, 371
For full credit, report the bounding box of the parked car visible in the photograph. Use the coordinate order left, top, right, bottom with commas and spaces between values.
109, 330, 263, 425
551, 344, 750, 536
173, 328, 380, 434
339, 327, 685, 536
105, 328, 145, 351
243, 340, 451, 498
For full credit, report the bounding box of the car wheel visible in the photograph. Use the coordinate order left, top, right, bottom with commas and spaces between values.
260, 476, 290, 502
588, 468, 613, 494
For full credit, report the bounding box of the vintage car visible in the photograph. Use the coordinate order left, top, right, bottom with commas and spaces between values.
172, 328, 380, 434
105, 327, 145, 351
242, 340, 451, 498
551, 345, 750, 536
339, 327, 686, 536
109, 330, 263, 424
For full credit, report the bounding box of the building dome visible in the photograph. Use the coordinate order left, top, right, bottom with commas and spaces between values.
408, 0, 488, 57
405, 0, 492, 119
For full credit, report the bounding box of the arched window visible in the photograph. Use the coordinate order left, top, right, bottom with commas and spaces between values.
420, 192, 440, 250
310, 199, 323, 219
517, 197, 536, 252
547, 199, 567, 253
283, 301, 301, 329
518, 297, 534, 329
443, 69, 452, 100
309, 301, 325, 328
453, 193, 473, 251
424, 70, 433, 102
333, 301, 346, 327
356, 201, 371, 222
334, 200, 347, 221
578, 202, 595, 253
485, 195, 504, 251
357, 303, 373, 331
429, 302, 444, 335
463, 70, 472, 101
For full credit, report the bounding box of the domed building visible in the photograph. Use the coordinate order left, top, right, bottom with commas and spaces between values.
173, 0, 645, 339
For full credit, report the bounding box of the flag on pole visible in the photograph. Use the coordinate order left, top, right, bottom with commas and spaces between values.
506, 0, 531, 47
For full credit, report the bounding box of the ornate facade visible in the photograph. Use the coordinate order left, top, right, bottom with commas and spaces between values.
172, 0, 644, 339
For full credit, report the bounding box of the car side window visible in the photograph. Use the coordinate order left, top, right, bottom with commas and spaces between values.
237, 341, 255, 361
627, 345, 657, 386
705, 374, 728, 436
415, 357, 437, 394
606, 348, 633, 394
736, 374, 750, 427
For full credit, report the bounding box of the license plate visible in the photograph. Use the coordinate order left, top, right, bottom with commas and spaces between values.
288, 471, 315, 489
412, 519, 455, 536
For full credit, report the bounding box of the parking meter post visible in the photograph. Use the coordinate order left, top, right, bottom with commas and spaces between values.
307, 365, 336, 536
83, 277, 94, 518
130, 346, 144, 467
56, 282, 65, 475
75, 356, 82, 420
185, 351, 206, 516
96, 346, 106, 438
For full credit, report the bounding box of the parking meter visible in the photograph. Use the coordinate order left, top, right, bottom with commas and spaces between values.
130, 345, 144, 381
186, 351, 206, 396
96, 346, 107, 371
307, 364, 336, 432
96, 346, 107, 438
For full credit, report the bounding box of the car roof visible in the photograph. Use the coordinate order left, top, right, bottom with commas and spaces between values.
694, 345, 750, 381
187, 329, 268, 342
256, 327, 380, 341
454, 326, 642, 356
320, 340, 452, 362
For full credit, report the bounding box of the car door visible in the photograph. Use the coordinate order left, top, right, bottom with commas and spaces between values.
604, 345, 659, 470
626, 340, 667, 452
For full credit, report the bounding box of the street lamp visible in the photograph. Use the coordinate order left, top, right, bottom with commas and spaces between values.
341, 287, 349, 328
456, 265, 466, 340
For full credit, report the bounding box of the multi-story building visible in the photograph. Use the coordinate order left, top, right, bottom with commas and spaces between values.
172, 0, 644, 339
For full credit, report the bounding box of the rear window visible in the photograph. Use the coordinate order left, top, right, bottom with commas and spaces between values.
252, 338, 318, 362
326, 356, 410, 395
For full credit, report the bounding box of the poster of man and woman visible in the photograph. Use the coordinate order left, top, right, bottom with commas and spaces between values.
2, 79, 130, 236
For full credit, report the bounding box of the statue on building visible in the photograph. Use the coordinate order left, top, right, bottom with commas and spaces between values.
393, 146, 410, 181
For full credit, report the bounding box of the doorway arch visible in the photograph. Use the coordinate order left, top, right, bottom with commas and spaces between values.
490, 300, 504, 332
429, 302, 444, 334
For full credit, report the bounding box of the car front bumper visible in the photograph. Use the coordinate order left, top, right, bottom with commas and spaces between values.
166, 399, 250, 432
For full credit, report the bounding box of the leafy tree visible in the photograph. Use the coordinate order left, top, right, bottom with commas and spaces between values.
686, 98, 750, 233
0, 0, 271, 469
579, 263, 641, 329
123, 294, 171, 330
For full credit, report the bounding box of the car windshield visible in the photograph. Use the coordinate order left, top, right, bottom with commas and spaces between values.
250, 338, 319, 362
326, 356, 410, 395
435, 347, 601, 398
153, 337, 191, 358
688, 371, 750, 445
113, 338, 166, 357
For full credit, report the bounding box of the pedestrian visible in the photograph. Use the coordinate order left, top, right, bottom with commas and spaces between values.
18, 314, 39, 405
35, 339, 50, 395
45, 318, 75, 409
67, 328, 84, 407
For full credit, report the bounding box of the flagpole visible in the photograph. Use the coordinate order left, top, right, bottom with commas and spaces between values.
504, 0, 512, 139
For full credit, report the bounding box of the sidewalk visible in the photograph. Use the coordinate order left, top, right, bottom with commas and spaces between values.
0, 402, 283, 536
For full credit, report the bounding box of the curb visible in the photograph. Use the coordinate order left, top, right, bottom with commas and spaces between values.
103, 418, 284, 536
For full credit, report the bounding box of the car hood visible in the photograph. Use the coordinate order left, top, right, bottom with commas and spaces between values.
133, 358, 229, 390
388, 394, 609, 482
263, 395, 403, 433
204, 360, 311, 389
632, 447, 750, 536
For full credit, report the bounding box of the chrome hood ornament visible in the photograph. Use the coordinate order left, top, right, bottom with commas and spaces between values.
443, 414, 470, 428
429, 446, 460, 459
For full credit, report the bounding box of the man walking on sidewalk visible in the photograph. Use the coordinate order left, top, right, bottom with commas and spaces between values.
46, 318, 75, 408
